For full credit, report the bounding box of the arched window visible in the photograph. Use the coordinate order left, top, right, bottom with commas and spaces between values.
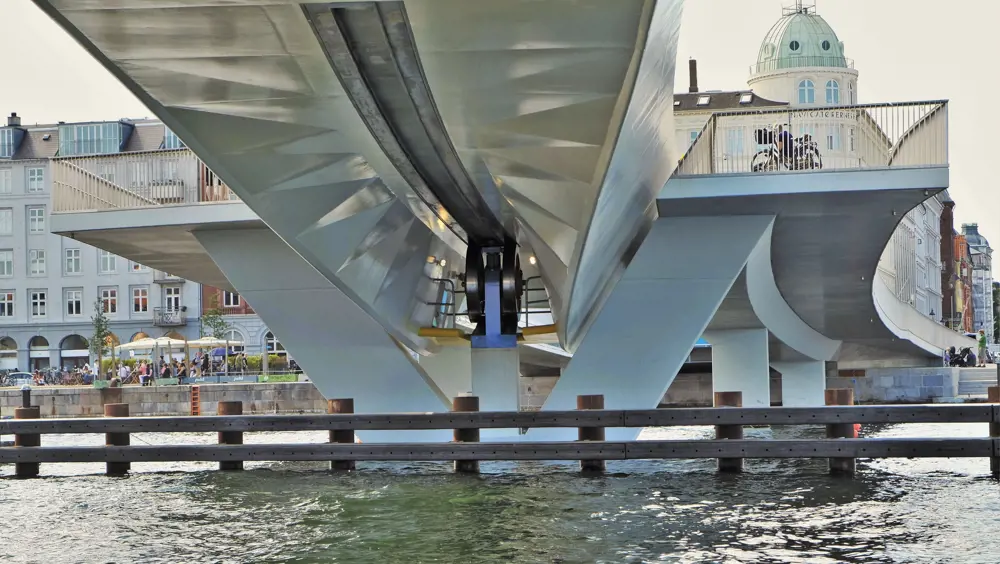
797, 80, 815, 104
222, 329, 245, 353
265, 331, 285, 355
848, 82, 855, 104
825, 80, 840, 104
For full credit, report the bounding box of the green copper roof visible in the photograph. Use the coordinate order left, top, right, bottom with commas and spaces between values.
753, 6, 851, 74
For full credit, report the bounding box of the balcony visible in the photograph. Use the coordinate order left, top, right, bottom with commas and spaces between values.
750, 55, 855, 75
675, 100, 948, 177
153, 269, 185, 284
52, 148, 240, 213
153, 307, 186, 327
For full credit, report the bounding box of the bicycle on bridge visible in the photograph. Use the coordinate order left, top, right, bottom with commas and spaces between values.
752, 126, 823, 172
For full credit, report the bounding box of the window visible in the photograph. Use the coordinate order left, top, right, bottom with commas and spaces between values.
65, 289, 82, 316
99, 250, 116, 274
26, 168, 44, 193
825, 80, 840, 105
164, 128, 184, 149
65, 248, 81, 274
0, 291, 13, 317
739, 93, 754, 104
848, 82, 855, 104
0, 168, 10, 194
789, 40, 800, 51
849, 128, 856, 152
27, 206, 44, 233
0, 129, 13, 158
132, 286, 148, 313
797, 80, 815, 104
57, 122, 125, 156
101, 287, 118, 314
827, 125, 842, 151
29, 249, 45, 276
130, 261, 149, 272
0, 209, 11, 235
0, 250, 11, 277
696, 95, 711, 106
97, 162, 115, 184
725, 129, 744, 158
265, 331, 285, 354
30, 290, 46, 318
223, 291, 241, 308
164, 286, 181, 312
222, 329, 245, 352
673, 100, 680, 107
689, 130, 699, 144
821, 40, 831, 51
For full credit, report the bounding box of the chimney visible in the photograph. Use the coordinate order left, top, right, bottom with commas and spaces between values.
688, 59, 699, 93
6, 112, 20, 127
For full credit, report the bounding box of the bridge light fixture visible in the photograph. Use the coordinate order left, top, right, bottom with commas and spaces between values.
529, 255, 537, 265
439, 259, 447, 267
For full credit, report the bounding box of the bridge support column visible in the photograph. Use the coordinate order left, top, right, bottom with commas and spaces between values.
772, 361, 827, 407
708, 329, 771, 408
419, 348, 472, 401
471, 348, 519, 413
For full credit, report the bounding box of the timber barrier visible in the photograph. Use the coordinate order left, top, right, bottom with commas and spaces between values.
0, 388, 998, 478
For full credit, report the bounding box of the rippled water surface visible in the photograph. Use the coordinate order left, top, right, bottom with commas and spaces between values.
1, 423, 998, 563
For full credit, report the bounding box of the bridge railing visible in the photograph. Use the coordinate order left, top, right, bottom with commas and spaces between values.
52, 148, 240, 213
675, 100, 949, 176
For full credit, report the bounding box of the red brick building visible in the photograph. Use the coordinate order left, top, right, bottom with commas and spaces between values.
202, 285, 255, 316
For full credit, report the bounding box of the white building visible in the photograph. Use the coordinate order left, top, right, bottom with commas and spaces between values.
962, 223, 993, 341
674, 1, 946, 335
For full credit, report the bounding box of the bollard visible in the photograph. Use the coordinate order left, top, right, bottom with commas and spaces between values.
989, 386, 999, 479
714, 391, 743, 473
328, 399, 355, 471
104, 403, 130, 476
452, 395, 480, 474
217, 401, 244, 471
14, 403, 41, 478
577, 394, 605, 473
825, 388, 856, 476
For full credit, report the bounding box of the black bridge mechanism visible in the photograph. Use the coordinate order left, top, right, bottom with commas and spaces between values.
463, 238, 523, 348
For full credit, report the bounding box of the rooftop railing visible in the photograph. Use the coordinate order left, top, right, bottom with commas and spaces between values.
750, 55, 855, 75
675, 100, 948, 177
52, 149, 240, 213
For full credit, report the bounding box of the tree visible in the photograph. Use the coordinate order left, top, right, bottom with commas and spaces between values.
200, 292, 231, 338
90, 298, 112, 379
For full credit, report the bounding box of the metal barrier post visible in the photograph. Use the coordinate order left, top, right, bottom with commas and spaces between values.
328, 399, 355, 471
825, 388, 856, 476
989, 386, 999, 479
217, 401, 244, 471
104, 403, 130, 476
452, 395, 480, 474
577, 394, 605, 473
714, 391, 743, 473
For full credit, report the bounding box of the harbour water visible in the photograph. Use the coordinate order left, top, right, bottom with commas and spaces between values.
1, 422, 997, 563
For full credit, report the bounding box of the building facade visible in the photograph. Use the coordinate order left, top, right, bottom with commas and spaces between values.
674, 2, 947, 335
962, 223, 993, 341
200, 285, 277, 356
0, 112, 268, 370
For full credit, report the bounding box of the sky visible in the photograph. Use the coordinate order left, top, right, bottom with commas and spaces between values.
0, 0, 995, 245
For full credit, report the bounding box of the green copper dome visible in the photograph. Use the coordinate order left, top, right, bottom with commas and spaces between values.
753, 5, 851, 74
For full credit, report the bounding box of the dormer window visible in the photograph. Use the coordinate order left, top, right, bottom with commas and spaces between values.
0, 129, 13, 158
696, 95, 711, 106
673, 100, 681, 107
821, 40, 831, 51
739, 93, 754, 104
789, 40, 800, 51
164, 128, 184, 150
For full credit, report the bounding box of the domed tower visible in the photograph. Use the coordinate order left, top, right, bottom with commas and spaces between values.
748, 2, 858, 107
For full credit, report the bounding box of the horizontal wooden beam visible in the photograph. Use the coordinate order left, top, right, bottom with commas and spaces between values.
0, 405, 996, 435
0, 438, 995, 463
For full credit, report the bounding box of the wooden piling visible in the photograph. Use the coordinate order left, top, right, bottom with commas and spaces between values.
14, 404, 41, 478
452, 395, 480, 474
989, 386, 999, 478
577, 394, 606, 473
217, 401, 243, 471
825, 388, 856, 476
713, 391, 744, 473
104, 403, 130, 476
328, 399, 355, 471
